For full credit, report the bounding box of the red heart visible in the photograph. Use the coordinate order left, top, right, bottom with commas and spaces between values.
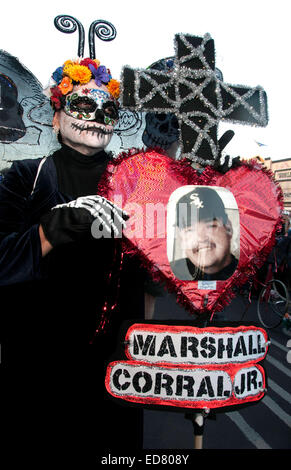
99, 150, 282, 316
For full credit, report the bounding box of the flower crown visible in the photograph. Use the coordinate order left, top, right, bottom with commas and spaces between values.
46, 57, 120, 111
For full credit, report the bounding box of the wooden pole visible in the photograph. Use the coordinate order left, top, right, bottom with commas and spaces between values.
194, 434, 203, 449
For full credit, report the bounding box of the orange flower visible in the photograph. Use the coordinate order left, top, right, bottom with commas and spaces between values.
65, 64, 92, 84
107, 79, 120, 99
59, 76, 73, 95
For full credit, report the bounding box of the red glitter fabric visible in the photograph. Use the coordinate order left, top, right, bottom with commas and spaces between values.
98, 149, 283, 317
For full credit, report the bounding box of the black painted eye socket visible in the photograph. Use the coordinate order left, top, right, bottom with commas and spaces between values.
157, 113, 167, 121
171, 116, 179, 129
102, 101, 119, 120
70, 97, 97, 113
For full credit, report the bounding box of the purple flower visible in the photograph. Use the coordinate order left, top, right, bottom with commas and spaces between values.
88, 64, 110, 86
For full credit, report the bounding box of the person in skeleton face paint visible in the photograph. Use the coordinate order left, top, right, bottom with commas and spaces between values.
38, 62, 124, 255
0, 58, 144, 453
53, 80, 119, 155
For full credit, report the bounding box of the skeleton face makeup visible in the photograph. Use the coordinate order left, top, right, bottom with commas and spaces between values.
64, 87, 118, 126
54, 80, 118, 155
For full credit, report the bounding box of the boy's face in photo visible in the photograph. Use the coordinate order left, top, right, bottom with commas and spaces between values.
179, 217, 233, 274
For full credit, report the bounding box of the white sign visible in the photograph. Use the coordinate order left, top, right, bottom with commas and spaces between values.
125, 324, 269, 365
106, 361, 265, 409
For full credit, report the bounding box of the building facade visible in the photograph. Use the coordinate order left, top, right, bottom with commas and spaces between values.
262, 157, 291, 215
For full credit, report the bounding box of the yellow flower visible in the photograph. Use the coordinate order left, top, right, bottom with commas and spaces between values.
63, 60, 75, 68
63, 63, 74, 77
59, 76, 73, 95
65, 64, 92, 84
107, 79, 120, 99
93, 59, 101, 68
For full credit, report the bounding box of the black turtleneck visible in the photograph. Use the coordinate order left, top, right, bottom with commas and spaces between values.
52, 143, 111, 198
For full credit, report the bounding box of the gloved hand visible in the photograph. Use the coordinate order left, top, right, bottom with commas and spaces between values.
40, 195, 129, 247
213, 130, 241, 174
213, 154, 241, 174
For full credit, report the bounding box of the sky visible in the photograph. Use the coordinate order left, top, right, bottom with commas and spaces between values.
1, 0, 290, 161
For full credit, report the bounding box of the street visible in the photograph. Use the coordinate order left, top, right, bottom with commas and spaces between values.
143, 292, 291, 449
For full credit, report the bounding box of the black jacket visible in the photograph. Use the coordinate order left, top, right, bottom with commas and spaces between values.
0, 151, 144, 456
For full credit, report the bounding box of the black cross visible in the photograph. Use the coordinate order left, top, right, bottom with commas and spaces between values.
121, 33, 268, 164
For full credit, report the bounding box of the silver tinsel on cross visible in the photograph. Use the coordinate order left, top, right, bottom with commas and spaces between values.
121, 33, 268, 165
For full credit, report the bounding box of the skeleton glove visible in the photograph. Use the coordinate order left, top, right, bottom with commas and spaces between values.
40, 195, 129, 247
